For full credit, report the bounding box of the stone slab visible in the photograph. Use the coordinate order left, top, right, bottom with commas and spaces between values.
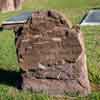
15, 10, 91, 96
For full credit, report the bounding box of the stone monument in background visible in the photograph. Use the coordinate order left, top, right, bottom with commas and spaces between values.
0, 0, 24, 12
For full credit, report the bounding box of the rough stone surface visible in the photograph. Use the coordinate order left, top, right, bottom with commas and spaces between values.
15, 10, 91, 96
0, 0, 24, 12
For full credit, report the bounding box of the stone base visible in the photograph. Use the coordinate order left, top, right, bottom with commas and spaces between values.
21, 74, 90, 96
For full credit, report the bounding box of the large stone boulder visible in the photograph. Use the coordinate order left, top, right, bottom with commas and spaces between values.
15, 10, 91, 96
0, 0, 24, 12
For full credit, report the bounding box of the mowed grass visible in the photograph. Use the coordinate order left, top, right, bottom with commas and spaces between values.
0, 0, 100, 99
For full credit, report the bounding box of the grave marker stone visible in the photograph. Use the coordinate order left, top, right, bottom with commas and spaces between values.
15, 10, 91, 96
0, 0, 24, 12
0, 10, 91, 96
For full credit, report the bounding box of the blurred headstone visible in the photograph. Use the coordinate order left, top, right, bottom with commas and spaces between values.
0, 0, 24, 12
14, 10, 91, 96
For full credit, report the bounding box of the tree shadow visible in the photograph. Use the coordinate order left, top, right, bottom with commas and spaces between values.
0, 68, 22, 89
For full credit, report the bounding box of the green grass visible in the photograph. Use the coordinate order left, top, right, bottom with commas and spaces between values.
0, 0, 100, 99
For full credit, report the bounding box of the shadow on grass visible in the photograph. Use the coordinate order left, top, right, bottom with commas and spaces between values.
0, 68, 22, 89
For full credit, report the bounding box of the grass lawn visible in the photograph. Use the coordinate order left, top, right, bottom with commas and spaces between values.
0, 0, 100, 99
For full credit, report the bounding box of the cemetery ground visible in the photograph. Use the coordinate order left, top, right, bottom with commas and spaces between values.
0, 0, 100, 99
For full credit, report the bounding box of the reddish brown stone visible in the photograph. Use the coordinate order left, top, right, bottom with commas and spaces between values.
15, 10, 91, 96
0, 0, 24, 12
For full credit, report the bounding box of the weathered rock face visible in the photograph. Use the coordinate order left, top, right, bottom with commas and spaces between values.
0, 0, 24, 12
15, 10, 91, 96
